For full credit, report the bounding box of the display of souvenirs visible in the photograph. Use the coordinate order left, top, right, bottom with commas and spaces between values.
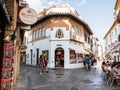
70, 50, 76, 63
4, 50, 13, 58
3, 60, 12, 68
78, 54, 83, 63
1, 42, 14, 90
1, 81, 11, 90
2, 72, 12, 79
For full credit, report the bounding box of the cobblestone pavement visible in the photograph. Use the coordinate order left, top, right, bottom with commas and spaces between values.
12, 63, 120, 90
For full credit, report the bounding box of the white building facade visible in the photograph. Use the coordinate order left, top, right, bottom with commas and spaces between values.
24, 5, 94, 69
104, 1, 120, 61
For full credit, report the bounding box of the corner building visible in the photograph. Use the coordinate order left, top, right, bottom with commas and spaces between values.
104, 0, 120, 61
25, 5, 93, 69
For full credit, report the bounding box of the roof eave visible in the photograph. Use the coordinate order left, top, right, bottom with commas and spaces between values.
33, 13, 93, 35
103, 20, 117, 39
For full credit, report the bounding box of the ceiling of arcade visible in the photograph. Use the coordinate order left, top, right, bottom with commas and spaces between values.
5, 0, 18, 36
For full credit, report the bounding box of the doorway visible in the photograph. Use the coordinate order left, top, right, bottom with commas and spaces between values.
30, 49, 33, 64
55, 47, 64, 67
36, 49, 39, 66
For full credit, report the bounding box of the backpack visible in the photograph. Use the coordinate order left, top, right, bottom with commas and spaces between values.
93, 58, 97, 62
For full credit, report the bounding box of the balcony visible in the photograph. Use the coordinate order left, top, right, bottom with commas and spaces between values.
70, 32, 84, 43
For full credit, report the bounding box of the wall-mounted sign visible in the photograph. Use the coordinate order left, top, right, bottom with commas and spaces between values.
19, 7, 38, 25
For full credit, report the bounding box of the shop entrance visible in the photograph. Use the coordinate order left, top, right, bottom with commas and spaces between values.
55, 47, 64, 67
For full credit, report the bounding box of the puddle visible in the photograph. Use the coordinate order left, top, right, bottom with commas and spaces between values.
71, 87, 78, 90
80, 79, 93, 84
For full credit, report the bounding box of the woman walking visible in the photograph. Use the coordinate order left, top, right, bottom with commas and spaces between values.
44, 56, 48, 73
39, 55, 44, 74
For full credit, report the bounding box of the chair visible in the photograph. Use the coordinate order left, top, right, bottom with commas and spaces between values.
110, 71, 120, 87
107, 70, 113, 85
101, 67, 108, 79
107, 69, 120, 87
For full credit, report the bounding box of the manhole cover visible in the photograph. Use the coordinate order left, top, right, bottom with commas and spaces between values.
52, 68, 59, 70
26, 70, 29, 72
56, 76, 61, 78
71, 87, 78, 90
56, 74, 63, 75
80, 79, 93, 84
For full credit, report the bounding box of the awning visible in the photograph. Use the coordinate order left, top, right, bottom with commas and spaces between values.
76, 47, 89, 54
69, 47, 89, 54
84, 47, 96, 56
84, 48, 92, 53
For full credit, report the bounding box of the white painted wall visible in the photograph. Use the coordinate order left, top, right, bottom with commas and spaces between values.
25, 22, 92, 69
26, 37, 50, 65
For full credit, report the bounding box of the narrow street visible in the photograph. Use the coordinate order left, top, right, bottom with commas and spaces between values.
1, 1, 120, 90
12, 61, 120, 90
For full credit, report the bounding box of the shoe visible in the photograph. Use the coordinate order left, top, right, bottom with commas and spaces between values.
46, 71, 48, 73
40, 72, 42, 74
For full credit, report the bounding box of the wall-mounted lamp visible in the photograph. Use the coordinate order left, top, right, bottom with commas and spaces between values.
4, 35, 12, 42
4, 31, 16, 42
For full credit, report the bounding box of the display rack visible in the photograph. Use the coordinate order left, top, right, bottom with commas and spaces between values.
1, 42, 14, 90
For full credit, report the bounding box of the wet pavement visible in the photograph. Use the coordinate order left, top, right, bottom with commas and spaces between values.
12, 63, 120, 90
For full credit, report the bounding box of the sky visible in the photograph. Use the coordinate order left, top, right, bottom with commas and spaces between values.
24, 0, 116, 46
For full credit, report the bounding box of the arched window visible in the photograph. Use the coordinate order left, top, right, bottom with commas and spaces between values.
74, 27, 79, 35
70, 26, 75, 33
39, 27, 46, 38
70, 26, 79, 35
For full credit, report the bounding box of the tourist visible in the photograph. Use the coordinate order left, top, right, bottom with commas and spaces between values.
92, 57, 97, 69
84, 55, 90, 70
38, 55, 44, 74
44, 56, 49, 73
112, 64, 120, 74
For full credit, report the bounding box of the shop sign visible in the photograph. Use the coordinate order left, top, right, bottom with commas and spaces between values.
19, 7, 38, 25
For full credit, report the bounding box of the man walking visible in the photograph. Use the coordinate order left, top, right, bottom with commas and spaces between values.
84, 55, 90, 70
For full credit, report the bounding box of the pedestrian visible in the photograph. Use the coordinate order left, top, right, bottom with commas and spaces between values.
84, 55, 90, 70
38, 55, 44, 74
101, 61, 108, 73
92, 57, 97, 69
83, 56, 86, 68
44, 56, 49, 73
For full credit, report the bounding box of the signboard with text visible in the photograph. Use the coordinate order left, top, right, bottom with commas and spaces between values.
19, 7, 38, 25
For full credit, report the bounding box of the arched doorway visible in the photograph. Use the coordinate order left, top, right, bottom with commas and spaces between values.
55, 47, 64, 67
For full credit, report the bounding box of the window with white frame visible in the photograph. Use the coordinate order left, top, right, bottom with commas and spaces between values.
32, 31, 35, 40
39, 27, 46, 38
39, 28, 41, 38
35, 30, 39, 39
